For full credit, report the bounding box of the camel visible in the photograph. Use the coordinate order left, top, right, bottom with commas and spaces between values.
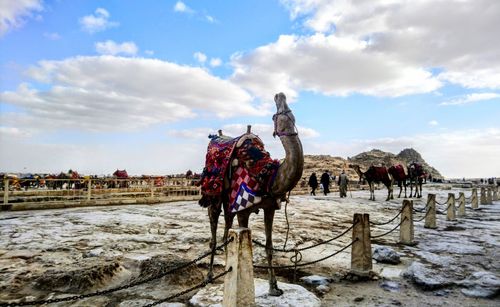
199, 92, 303, 296
349, 164, 393, 201
388, 164, 408, 198
408, 162, 425, 198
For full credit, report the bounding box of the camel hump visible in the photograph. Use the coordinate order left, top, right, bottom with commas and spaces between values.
236, 132, 262, 148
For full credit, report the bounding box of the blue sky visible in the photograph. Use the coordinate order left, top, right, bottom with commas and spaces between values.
0, 0, 499, 178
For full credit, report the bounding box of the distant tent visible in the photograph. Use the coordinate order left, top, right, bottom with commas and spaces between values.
113, 169, 129, 178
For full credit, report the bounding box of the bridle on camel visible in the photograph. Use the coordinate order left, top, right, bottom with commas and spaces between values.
272, 110, 299, 138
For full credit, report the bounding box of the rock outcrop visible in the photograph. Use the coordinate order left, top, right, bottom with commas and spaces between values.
299, 148, 442, 185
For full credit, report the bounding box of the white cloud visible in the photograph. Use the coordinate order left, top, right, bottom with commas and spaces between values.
205, 15, 216, 23
210, 58, 222, 67
0, 0, 42, 36
79, 8, 118, 33
173, 1, 216, 24
231, 34, 441, 100
193, 52, 207, 63
428, 120, 439, 126
144, 50, 154, 56
169, 123, 319, 140
174, 1, 194, 14
95, 40, 138, 56
0, 56, 260, 132
43, 32, 61, 40
0, 126, 32, 138
168, 123, 320, 164
279, 0, 500, 91
305, 128, 500, 178
440, 93, 500, 106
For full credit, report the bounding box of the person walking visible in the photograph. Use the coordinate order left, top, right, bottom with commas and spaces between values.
338, 170, 349, 198
320, 170, 330, 196
308, 172, 318, 196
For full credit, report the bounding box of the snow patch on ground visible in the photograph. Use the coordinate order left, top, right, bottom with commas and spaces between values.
189, 278, 320, 307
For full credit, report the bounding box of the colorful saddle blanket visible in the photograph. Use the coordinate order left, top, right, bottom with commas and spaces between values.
199, 134, 280, 213
391, 165, 406, 179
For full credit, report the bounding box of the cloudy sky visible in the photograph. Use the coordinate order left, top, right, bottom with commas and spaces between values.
0, 0, 499, 178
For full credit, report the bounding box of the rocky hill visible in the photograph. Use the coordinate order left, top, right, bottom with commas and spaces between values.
302, 148, 443, 182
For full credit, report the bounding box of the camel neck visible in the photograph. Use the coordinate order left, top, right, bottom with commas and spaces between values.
271, 134, 303, 196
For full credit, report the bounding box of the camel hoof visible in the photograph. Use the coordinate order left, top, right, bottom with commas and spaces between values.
269, 287, 284, 296
205, 272, 214, 283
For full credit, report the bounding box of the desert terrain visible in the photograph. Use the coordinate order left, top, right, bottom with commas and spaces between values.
0, 183, 498, 306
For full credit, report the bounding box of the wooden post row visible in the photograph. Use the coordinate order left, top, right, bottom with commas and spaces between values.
486, 187, 493, 204
3, 178, 9, 205
480, 187, 487, 205
400, 200, 414, 245
471, 188, 478, 209
425, 194, 437, 229
446, 193, 456, 221
351, 213, 372, 276
457, 192, 465, 217
223, 228, 255, 307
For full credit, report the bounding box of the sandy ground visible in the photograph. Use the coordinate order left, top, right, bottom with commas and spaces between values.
0, 184, 498, 306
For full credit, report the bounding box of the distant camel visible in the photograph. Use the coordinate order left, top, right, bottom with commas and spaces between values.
408, 162, 425, 198
349, 164, 393, 201
388, 164, 408, 198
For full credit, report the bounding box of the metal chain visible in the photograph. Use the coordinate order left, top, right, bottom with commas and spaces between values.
143, 267, 232, 307
371, 217, 406, 239
283, 191, 291, 250
413, 207, 425, 213
254, 238, 357, 269
415, 208, 431, 222
370, 207, 404, 226
252, 221, 356, 253
0, 238, 233, 307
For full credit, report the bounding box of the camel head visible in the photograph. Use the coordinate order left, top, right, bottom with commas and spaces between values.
273, 93, 296, 138
348, 164, 364, 180
348, 164, 359, 171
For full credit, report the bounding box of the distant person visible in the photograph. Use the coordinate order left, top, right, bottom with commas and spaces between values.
308, 172, 318, 196
320, 170, 330, 196
338, 170, 349, 198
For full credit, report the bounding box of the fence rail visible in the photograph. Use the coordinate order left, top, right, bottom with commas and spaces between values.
1, 177, 201, 211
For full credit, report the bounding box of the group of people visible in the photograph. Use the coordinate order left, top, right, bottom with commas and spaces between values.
308, 170, 349, 197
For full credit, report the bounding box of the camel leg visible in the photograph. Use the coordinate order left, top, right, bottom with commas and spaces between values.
370, 183, 375, 201
237, 210, 251, 228
264, 207, 283, 296
207, 202, 222, 281
223, 209, 235, 251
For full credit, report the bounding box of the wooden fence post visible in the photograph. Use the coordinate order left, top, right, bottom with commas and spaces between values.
446, 193, 456, 221
486, 187, 493, 204
400, 200, 414, 245
351, 213, 372, 276
425, 194, 437, 229
494, 186, 498, 202
471, 188, 478, 209
87, 179, 92, 201
3, 178, 9, 206
223, 228, 255, 307
480, 187, 487, 205
457, 192, 465, 217
150, 179, 154, 198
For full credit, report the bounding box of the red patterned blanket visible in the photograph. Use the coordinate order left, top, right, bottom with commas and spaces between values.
199, 134, 280, 211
